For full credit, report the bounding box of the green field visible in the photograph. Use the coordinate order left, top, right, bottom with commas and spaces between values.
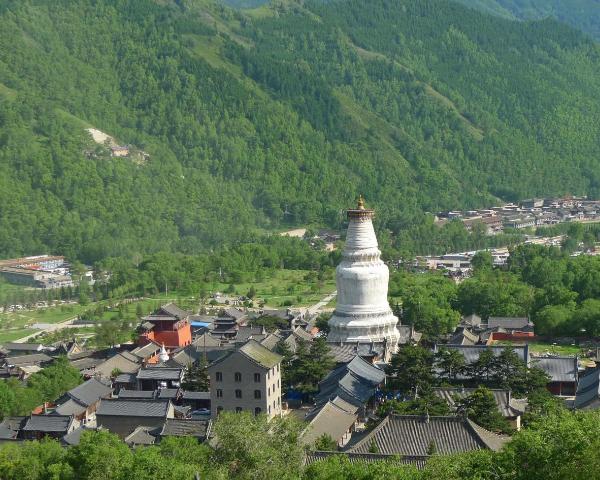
0, 269, 335, 344
0, 328, 41, 344
207, 269, 336, 308
495, 341, 583, 356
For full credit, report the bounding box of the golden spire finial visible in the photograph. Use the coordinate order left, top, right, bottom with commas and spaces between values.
357, 194, 365, 210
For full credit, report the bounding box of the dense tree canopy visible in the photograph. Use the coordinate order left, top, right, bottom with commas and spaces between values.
1, 0, 600, 262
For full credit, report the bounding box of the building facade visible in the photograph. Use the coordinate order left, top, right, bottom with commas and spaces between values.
327, 197, 400, 360
207, 340, 282, 419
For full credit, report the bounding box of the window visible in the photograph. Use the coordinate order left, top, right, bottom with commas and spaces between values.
235, 407, 243, 413
277, 379, 280, 389
273, 400, 276, 409
234, 372, 242, 382
267, 370, 270, 380
278, 397, 280, 406
216, 389, 223, 398
268, 405, 271, 414
235, 389, 242, 399
268, 386, 270, 395
215, 372, 222, 382
254, 373, 260, 382
254, 390, 261, 399
254, 407, 262, 415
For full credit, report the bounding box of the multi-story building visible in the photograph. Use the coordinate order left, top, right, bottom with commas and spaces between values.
207, 340, 283, 418
138, 303, 192, 349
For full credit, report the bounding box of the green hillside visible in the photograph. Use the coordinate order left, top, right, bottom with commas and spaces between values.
1, 0, 600, 262
456, 0, 600, 40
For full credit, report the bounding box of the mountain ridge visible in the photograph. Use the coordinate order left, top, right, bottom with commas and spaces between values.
1, 0, 599, 261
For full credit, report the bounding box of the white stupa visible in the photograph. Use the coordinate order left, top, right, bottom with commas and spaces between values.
327, 196, 400, 358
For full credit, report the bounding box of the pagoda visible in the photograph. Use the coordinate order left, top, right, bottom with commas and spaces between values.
327, 196, 400, 360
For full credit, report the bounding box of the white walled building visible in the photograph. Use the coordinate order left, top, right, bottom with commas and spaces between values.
327, 197, 400, 361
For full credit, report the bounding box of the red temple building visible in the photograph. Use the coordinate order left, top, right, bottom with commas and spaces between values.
138, 303, 192, 349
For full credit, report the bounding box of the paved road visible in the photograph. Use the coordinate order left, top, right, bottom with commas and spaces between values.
13, 316, 94, 343
307, 291, 337, 316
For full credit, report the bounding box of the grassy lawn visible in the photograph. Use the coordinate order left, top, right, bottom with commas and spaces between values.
207, 269, 336, 308
495, 340, 583, 356
0, 281, 28, 302
527, 342, 583, 356
0, 328, 41, 344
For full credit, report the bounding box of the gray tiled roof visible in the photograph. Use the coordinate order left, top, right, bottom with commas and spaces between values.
136, 367, 183, 381
434, 345, 529, 367
182, 391, 210, 400
316, 356, 385, 407
304, 451, 429, 469
124, 426, 158, 446
54, 399, 87, 416
61, 425, 98, 446
96, 399, 170, 418
348, 415, 510, 456
488, 317, 533, 330
0, 416, 26, 440
158, 388, 180, 399
93, 352, 141, 377
118, 389, 156, 399
67, 378, 113, 407
131, 342, 161, 359
114, 373, 137, 384
574, 367, 600, 408
302, 400, 357, 445
327, 342, 387, 363
531, 356, 578, 382
234, 326, 266, 344
160, 419, 211, 439
2, 342, 44, 352
432, 388, 527, 417
23, 415, 74, 433
160, 303, 190, 320
259, 333, 283, 351
4, 353, 53, 366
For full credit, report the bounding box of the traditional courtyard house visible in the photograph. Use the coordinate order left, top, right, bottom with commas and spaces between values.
207, 339, 283, 418
486, 317, 535, 342
138, 303, 192, 349
0, 417, 26, 443
1, 342, 46, 357
347, 414, 509, 456
130, 341, 163, 364
89, 351, 141, 379
314, 355, 385, 415
302, 397, 359, 448
53, 377, 113, 424
95, 399, 175, 438
158, 418, 212, 442
21, 415, 78, 440
574, 367, 600, 409
433, 344, 530, 381
432, 387, 527, 430
530, 356, 579, 397
136, 366, 184, 390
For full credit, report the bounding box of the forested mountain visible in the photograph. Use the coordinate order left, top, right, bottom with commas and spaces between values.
1, 0, 600, 263
455, 0, 600, 40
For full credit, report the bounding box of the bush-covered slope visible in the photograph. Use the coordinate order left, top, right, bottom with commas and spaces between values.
1, 0, 600, 262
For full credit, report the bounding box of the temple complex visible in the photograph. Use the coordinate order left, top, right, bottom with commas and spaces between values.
327, 196, 400, 362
